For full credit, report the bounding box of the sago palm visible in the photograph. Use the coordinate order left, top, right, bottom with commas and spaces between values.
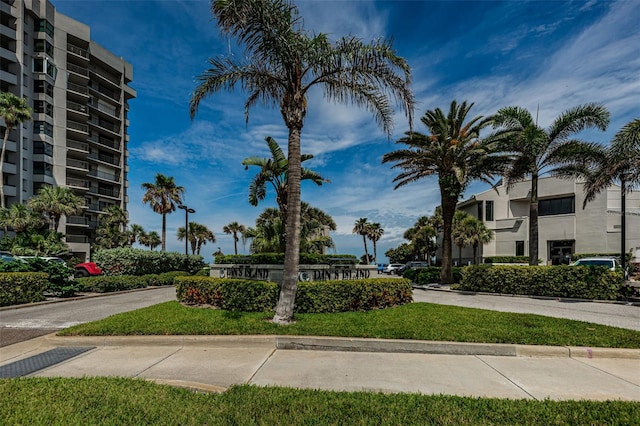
190, 0, 414, 324
383, 100, 504, 283
492, 103, 609, 265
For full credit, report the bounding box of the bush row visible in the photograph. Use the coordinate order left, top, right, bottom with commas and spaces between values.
483, 256, 530, 264
457, 265, 623, 300
0, 272, 48, 306
93, 248, 205, 276
0, 258, 76, 296
402, 267, 463, 284
214, 253, 358, 265
76, 271, 191, 293
175, 277, 413, 313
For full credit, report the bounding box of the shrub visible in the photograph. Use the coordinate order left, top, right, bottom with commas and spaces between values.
175, 277, 412, 313
403, 267, 463, 284
93, 248, 205, 276
484, 256, 529, 264
0, 272, 48, 306
76, 271, 190, 293
0, 258, 76, 297
459, 265, 623, 300
214, 253, 358, 265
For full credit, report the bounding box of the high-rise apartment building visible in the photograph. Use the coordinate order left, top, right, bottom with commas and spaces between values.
1, 0, 135, 260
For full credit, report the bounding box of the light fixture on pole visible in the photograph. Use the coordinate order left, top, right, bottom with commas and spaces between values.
178, 204, 195, 255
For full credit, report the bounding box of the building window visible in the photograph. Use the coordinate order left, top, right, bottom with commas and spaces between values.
539, 196, 575, 216
34, 141, 53, 156
32, 58, 57, 79
34, 40, 54, 57
33, 121, 53, 137
34, 80, 54, 96
516, 241, 525, 256
34, 100, 53, 117
485, 200, 494, 221
37, 19, 54, 37
33, 161, 53, 177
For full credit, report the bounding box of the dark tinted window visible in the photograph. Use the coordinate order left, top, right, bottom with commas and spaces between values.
539, 196, 575, 216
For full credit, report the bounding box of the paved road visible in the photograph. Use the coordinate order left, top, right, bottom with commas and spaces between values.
413, 287, 640, 330
0, 287, 176, 347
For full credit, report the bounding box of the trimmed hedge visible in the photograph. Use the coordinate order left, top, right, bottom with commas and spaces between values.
76, 271, 191, 293
214, 253, 358, 265
484, 256, 529, 264
403, 267, 463, 284
458, 265, 623, 300
0, 272, 48, 306
175, 277, 413, 313
93, 248, 205, 276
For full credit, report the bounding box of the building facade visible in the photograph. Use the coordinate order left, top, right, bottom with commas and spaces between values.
1, 0, 135, 259
455, 177, 640, 265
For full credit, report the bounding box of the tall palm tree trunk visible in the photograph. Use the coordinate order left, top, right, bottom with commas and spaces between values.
0, 131, 8, 209
233, 232, 239, 255
362, 235, 369, 262
274, 125, 303, 324
161, 213, 167, 252
373, 241, 378, 264
440, 193, 457, 284
529, 174, 539, 265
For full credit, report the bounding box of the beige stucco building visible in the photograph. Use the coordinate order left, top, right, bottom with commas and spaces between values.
1, 0, 135, 259
455, 176, 640, 265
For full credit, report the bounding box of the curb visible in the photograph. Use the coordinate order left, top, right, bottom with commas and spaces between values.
43, 334, 640, 359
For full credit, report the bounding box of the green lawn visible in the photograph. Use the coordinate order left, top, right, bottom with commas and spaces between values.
1, 378, 638, 425
59, 301, 640, 348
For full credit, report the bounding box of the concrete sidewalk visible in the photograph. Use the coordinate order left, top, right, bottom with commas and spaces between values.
1, 333, 638, 401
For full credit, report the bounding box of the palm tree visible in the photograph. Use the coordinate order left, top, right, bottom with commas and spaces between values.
128, 224, 145, 247
366, 223, 384, 264
452, 211, 472, 265
223, 221, 246, 255
0, 92, 32, 208
352, 218, 370, 264
193, 223, 216, 255
492, 103, 609, 265
139, 231, 161, 251
467, 217, 493, 264
404, 216, 437, 265
242, 136, 328, 223
141, 173, 185, 252
94, 205, 129, 249
190, 0, 413, 324
383, 101, 505, 284
177, 222, 199, 254
28, 185, 83, 232
300, 202, 336, 254
565, 119, 640, 271
0, 203, 43, 234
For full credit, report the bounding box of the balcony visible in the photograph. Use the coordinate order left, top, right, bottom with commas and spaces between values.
67, 120, 88, 134
88, 83, 120, 102
67, 63, 89, 78
67, 43, 89, 60
88, 169, 120, 183
66, 235, 88, 244
88, 186, 120, 199
67, 158, 89, 171
88, 65, 121, 87
88, 152, 121, 167
67, 100, 88, 115
66, 215, 89, 227
66, 178, 90, 190
88, 99, 118, 118
67, 139, 89, 153
67, 82, 89, 97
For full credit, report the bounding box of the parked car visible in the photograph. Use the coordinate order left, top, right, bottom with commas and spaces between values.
18, 256, 66, 264
74, 262, 102, 278
405, 261, 429, 270
571, 257, 628, 280
377, 263, 387, 274
383, 263, 405, 274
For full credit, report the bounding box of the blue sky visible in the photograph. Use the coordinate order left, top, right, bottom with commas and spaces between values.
53, 0, 639, 262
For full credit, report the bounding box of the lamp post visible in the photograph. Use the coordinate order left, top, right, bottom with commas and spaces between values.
178, 204, 195, 255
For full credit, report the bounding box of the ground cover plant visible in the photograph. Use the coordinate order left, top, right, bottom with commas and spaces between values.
58, 301, 640, 348
0, 378, 637, 425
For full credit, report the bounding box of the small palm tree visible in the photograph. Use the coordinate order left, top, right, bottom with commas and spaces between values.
223, 221, 246, 255
384, 101, 506, 283
177, 222, 199, 254
141, 173, 185, 252
193, 223, 216, 255
492, 103, 609, 265
139, 231, 161, 251
452, 211, 473, 265
242, 137, 328, 223
352, 218, 370, 264
128, 224, 145, 246
0, 92, 32, 208
28, 186, 83, 232
404, 216, 437, 265
190, 0, 414, 324
0, 203, 44, 234
366, 223, 384, 264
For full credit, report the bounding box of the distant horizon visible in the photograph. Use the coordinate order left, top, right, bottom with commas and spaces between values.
51, 0, 640, 264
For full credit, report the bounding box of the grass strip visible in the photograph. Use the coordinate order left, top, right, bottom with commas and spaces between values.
1, 378, 638, 425
58, 301, 640, 348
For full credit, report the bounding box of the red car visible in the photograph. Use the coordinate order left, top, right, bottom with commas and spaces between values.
74, 262, 102, 278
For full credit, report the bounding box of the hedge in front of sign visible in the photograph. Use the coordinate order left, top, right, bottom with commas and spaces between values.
458, 265, 623, 300
0, 272, 48, 307
175, 277, 413, 313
